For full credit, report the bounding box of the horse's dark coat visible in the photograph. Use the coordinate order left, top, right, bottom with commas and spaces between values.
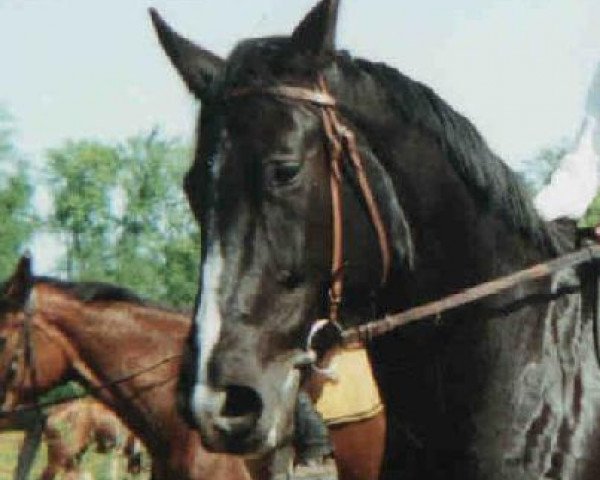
152, 1, 600, 478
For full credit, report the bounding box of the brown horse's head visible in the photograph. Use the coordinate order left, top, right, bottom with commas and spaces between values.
0, 256, 70, 412
152, 0, 413, 456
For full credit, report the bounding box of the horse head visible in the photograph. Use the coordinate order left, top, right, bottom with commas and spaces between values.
151, 0, 565, 466
0, 256, 69, 412
152, 0, 417, 455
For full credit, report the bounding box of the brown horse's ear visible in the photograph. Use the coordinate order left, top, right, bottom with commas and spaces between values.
149, 8, 224, 101
291, 0, 340, 57
3, 254, 33, 303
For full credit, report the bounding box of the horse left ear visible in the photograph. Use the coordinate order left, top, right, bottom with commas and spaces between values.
291, 0, 340, 57
149, 8, 224, 101
3, 253, 33, 303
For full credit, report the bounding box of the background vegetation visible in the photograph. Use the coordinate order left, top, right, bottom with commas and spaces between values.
0, 107, 198, 307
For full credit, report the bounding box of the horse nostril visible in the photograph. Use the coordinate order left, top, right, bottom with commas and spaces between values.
222, 385, 263, 419
213, 385, 263, 439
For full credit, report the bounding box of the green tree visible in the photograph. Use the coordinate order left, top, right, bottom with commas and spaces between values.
0, 107, 34, 278
580, 195, 600, 227
113, 130, 198, 306
46, 140, 121, 279
45, 130, 198, 307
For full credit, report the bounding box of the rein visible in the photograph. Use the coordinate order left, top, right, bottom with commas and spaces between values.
343, 243, 600, 345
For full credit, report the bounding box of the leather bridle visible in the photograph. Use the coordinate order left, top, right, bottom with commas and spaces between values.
229, 74, 391, 329
1, 291, 42, 416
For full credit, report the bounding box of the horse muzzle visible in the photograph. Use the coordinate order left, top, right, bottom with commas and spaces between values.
190, 362, 301, 456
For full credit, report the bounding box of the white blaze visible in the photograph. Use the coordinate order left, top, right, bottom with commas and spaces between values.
191, 238, 225, 416
197, 244, 224, 383
190, 148, 227, 419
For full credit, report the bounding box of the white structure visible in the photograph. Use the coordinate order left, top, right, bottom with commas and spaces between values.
534, 64, 600, 221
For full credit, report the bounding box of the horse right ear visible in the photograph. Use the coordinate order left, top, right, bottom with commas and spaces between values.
3, 254, 33, 304
149, 9, 224, 101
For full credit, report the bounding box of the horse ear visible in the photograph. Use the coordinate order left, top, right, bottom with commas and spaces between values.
3, 253, 33, 303
291, 0, 340, 57
149, 8, 224, 100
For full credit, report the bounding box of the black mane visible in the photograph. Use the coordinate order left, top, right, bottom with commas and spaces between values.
348, 57, 551, 246
34, 277, 146, 305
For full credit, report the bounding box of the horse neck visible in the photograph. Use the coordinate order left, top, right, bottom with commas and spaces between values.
33, 282, 188, 411
335, 75, 554, 308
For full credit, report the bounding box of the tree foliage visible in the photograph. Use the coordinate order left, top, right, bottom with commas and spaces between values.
45, 130, 198, 307
580, 191, 600, 228
0, 107, 34, 279
46, 140, 121, 279
112, 131, 199, 306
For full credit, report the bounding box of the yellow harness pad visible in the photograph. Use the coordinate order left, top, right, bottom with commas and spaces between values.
314, 347, 383, 426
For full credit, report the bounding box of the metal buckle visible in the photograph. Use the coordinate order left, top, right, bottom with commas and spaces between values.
305, 319, 343, 382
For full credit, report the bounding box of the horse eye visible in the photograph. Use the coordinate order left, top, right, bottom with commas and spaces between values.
267, 161, 302, 187
277, 269, 304, 290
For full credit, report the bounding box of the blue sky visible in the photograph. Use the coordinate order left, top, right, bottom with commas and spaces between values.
1, 0, 599, 272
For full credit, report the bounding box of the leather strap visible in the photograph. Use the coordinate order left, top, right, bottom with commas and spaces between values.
230, 85, 336, 107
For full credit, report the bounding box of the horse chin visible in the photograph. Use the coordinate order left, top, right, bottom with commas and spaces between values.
192, 364, 300, 457
196, 401, 296, 457
198, 424, 273, 457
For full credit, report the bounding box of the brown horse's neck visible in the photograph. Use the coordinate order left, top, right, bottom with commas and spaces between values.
32, 282, 190, 449
35, 281, 189, 360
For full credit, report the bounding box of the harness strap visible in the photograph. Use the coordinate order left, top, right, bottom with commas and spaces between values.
317, 75, 391, 287
10, 291, 45, 422
319, 90, 345, 322
231, 85, 336, 107
22, 293, 37, 395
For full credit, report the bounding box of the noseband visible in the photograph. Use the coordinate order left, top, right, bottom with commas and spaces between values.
229, 75, 391, 326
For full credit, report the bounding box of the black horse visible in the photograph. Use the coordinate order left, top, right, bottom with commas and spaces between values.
151, 1, 600, 478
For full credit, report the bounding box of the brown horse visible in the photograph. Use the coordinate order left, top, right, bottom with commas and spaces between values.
0, 256, 385, 480
0, 256, 252, 480
41, 398, 144, 480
